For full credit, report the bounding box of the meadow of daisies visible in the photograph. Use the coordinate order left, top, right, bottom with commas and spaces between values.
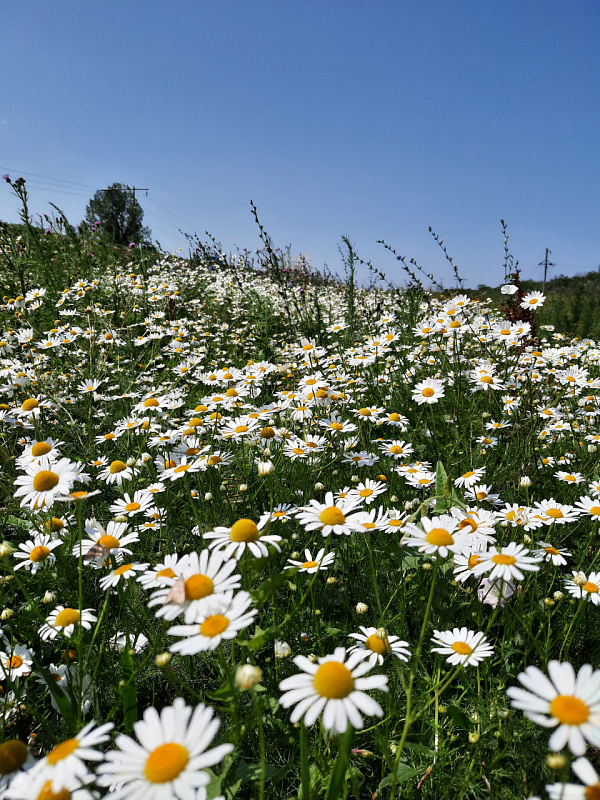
2, 194, 600, 799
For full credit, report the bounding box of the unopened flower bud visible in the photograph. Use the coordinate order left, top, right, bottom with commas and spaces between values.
274, 641, 291, 659
235, 664, 262, 691
204, 492, 213, 501
544, 597, 555, 606
497, 708, 509, 719
573, 571, 587, 587
258, 461, 275, 476
546, 753, 567, 770
0, 609, 13, 620
351, 475, 359, 483
42, 590, 56, 604
314, 482, 324, 490
307, 653, 317, 663
114, 514, 128, 523
0, 542, 13, 558
553, 591, 564, 601
519, 476, 532, 487
375, 627, 387, 640
239, 484, 248, 493
155, 652, 172, 667
356, 602, 368, 614
327, 576, 337, 584
468, 732, 480, 743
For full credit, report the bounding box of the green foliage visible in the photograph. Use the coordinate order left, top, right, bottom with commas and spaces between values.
84, 182, 151, 246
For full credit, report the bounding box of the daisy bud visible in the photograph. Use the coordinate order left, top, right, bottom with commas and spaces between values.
307, 653, 317, 663
114, 514, 128, 523
404, 501, 412, 510
0, 542, 13, 557
274, 641, 291, 659
0, 609, 13, 619
546, 753, 567, 770
439, 706, 447, 714
573, 571, 587, 586
589, 445, 597, 454
262, 448, 272, 459
126, 457, 136, 466
314, 482, 324, 490
390, 495, 398, 502
220, 484, 227, 491
468, 732, 480, 744
327, 576, 337, 584
355, 602, 368, 614
497, 708, 509, 719
422, 562, 433, 571
140, 452, 152, 463
239, 484, 248, 492
389, 743, 398, 755
375, 627, 387, 640
351, 475, 359, 483
523, 534, 531, 544
204, 492, 213, 501
235, 664, 262, 691
258, 461, 275, 476
544, 598, 555, 606
155, 652, 172, 667
553, 591, 564, 601
291, 552, 299, 559
519, 476, 532, 487
351, 749, 373, 758
42, 590, 56, 604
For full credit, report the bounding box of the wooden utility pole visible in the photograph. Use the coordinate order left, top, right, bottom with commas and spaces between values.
539, 248, 555, 293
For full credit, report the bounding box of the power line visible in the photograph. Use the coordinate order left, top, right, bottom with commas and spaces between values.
539, 248, 555, 293
0, 166, 97, 191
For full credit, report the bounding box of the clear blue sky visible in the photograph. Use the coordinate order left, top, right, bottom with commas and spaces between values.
1, 1, 599, 288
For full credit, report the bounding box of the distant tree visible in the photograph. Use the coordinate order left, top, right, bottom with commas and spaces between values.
84, 183, 151, 246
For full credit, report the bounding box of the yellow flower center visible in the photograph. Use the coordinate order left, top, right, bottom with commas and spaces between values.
230, 519, 260, 542
207, 455, 222, 466
584, 784, 600, 800
32, 441, 52, 457
319, 507, 346, 526
359, 488, 373, 497
144, 742, 190, 783
144, 398, 159, 407
313, 661, 354, 699
234, 425, 248, 434
98, 534, 120, 550
157, 567, 176, 579
476, 491, 487, 500
226, 388, 238, 397
366, 634, 389, 655
544, 546, 559, 555
261, 427, 275, 438
104, 432, 116, 440
32, 470, 59, 492
173, 464, 190, 473
0, 739, 28, 775
6, 655, 24, 669
388, 519, 403, 527
425, 528, 454, 546
184, 574, 214, 600
589, 506, 600, 516
468, 554, 482, 569
30, 545, 51, 562
480, 376, 493, 384
583, 581, 599, 594
421, 388, 435, 397
482, 438, 492, 444
125, 502, 141, 512
451, 641, 472, 655
358, 408, 371, 416
546, 508, 564, 519
491, 554, 517, 565
21, 398, 39, 411
549, 695, 589, 725
114, 564, 133, 576
389, 445, 403, 454
109, 460, 128, 474
47, 737, 79, 764
302, 560, 318, 569
54, 608, 80, 628
200, 614, 230, 637
389, 413, 401, 422
462, 471, 475, 479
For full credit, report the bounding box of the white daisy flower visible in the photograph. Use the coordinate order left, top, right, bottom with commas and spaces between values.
109, 490, 156, 517
97, 459, 137, 485
347, 627, 410, 667
565, 571, 600, 605
99, 562, 149, 590
38, 606, 97, 641
279, 647, 388, 734
520, 290, 546, 309
13, 458, 80, 511
472, 542, 542, 581
148, 548, 241, 622
533, 541, 571, 566
137, 554, 182, 590
295, 492, 366, 537
13, 533, 62, 574
546, 757, 600, 800
168, 590, 257, 653
350, 478, 387, 505
0, 644, 33, 679
401, 514, 467, 559
431, 628, 493, 667
0, 738, 35, 794
96, 698, 233, 800
411, 378, 445, 405
507, 660, 600, 755
286, 548, 335, 573
203, 518, 282, 560
23, 719, 113, 794
73, 519, 139, 567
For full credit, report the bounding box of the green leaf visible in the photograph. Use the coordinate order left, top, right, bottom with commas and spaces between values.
435, 461, 448, 496
238, 624, 282, 651
6, 514, 32, 529
378, 760, 422, 790
120, 643, 138, 733
250, 570, 293, 607
447, 704, 470, 730
324, 725, 354, 800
